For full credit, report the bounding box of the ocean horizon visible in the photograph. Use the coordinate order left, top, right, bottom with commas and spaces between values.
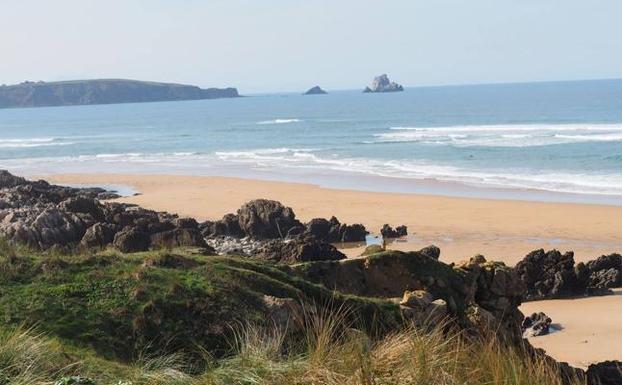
2, 78, 622, 204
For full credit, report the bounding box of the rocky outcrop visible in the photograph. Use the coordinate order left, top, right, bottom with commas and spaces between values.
585, 253, 622, 289
293, 249, 525, 341
515, 249, 622, 300
252, 235, 346, 264
586, 361, 622, 385
303, 86, 327, 95
521, 312, 552, 337
380, 224, 407, 238
202, 205, 368, 243
0, 171, 207, 252
0, 79, 239, 109
515, 249, 586, 300
363, 74, 404, 93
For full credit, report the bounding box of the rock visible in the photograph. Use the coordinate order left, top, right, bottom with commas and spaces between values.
418, 245, 440, 260
380, 224, 398, 238
305, 218, 332, 241
150, 228, 207, 249
237, 199, 302, 239
400, 290, 434, 308
339, 223, 367, 242
113, 227, 151, 253
303, 86, 327, 95
521, 312, 552, 337
515, 249, 586, 300
201, 213, 245, 238
586, 361, 622, 385
0, 170, 29, 188
363, 74, 404, 93
380, 224, 407, 238
81, 223, 118, 249
586, 253, 622, 289
253, 235, 346, 264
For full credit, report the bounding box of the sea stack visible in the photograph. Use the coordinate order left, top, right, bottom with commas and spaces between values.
303, 85, 327, 95
363, 74, 404, 93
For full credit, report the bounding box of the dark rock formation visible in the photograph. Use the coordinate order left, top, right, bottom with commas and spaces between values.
0, 79, 239, 109
515, 249, 621, 300
586, 253, 622, 289
0, 170, 207, 252
363, 74, 404, 93
521, 312, 552, 337
303, 86, 327, 95
237, 199, 302, 239
253, 235, 346, 264
514, 249, 586, 300
418, 245, 440, 260
303, 216, 367, 243
380, 224, 408, 238
587, 361, 622, 385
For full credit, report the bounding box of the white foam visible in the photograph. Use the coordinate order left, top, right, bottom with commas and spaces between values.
256, 118, 301, 125
376, 123, 622, 147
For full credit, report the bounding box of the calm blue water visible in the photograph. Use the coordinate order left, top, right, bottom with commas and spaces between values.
2, 79, 622, 202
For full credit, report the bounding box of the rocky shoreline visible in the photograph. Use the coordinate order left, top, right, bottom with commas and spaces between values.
0, 170, 621, 384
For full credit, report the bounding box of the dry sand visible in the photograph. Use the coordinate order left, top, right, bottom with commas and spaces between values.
46, 173, 622, 367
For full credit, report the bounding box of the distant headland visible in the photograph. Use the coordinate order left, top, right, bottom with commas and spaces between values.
0, 79, 239, 108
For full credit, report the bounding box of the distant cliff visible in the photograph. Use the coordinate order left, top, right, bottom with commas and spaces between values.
0, 79, 239, 108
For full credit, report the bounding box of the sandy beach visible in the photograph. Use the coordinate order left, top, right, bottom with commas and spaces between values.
45, 173, 622, 368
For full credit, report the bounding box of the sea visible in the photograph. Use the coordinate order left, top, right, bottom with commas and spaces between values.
2, 79, 622, 204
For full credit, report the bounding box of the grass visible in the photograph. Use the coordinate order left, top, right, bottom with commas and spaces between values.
0, 296, 583, 385
0, 241, 584, 384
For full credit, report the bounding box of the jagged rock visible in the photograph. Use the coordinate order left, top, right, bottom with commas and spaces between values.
586, 253, 622, 289
363, 74, 404, 93
81, 223, 118, 249
150, 228, 207, 249
253, 235, 346, 264
587, 361, 622, 385
305, 216, 367, 243
113, 227, 151, 253
340, 223, 367, 242
380, 224, 407, 238
418, 245, 440, 260
303, 86, 327, 95
237, 199, 302, 239
201, 213, 245, 238
521, 312, 552, 337
515, 249, 585, 300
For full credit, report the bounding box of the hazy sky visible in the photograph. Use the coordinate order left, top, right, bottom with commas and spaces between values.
2, 0, 622, 93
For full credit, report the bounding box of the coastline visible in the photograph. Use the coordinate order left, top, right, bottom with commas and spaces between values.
45, 172, 622, 265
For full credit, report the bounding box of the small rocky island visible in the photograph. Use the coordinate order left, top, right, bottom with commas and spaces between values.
0, 79, 239, 108
303, 85, 327, 95
363, 74, 404, 93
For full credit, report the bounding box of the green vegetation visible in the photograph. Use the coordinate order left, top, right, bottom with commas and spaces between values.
0, 241, 580, 384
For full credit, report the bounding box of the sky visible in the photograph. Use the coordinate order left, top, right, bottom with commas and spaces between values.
1, 0, 622, 93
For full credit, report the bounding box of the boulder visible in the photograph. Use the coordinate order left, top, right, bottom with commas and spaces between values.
586, 253, 622, 288
150, 228, 207, 249
253, 235, 346, 264
363, 74, 404, 93
81, 223, 118, 249
237, 199, 302, 239
587, 361, 622, 385
339, 223, 367, 242
113, 227, 151, 253
418, 245, 440, 260
521, 312, 552, 337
